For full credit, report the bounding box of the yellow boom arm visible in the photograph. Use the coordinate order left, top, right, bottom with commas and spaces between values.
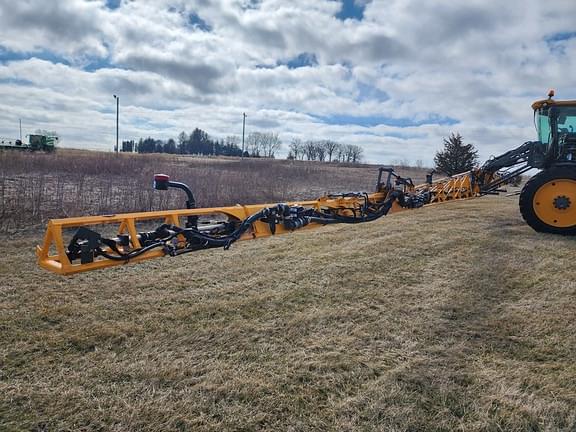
37, 168, 496, 275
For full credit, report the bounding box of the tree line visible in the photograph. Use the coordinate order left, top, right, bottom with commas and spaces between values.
287, 139, 363, 163
121, 128, 283, 158
121, 128, 481, 171
121, 127, 365, 164
122, 128, 246, 157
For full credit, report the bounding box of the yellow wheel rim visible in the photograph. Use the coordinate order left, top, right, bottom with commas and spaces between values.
533, 179, 576, 228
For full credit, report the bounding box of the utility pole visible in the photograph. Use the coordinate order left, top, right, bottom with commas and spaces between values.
241, 112, 246, 159
19, 119, 22, 141
113, 94, 119, 153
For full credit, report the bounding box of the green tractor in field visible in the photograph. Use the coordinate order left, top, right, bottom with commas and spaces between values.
28, 134, 58, 152
0, 134, 58, 152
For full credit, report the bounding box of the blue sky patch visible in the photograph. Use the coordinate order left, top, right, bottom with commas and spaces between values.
356, 82, 388, 102
0, 78, 34, 86
98, 106, 116, 115
83, 56, 114, 72
0, 46, 113, 72
130, 116, 170, 131
383, 131, 427, 140
545, 31, 576, 43
545, 31, 576, 56
240, 0, 262, 10
105, 0, 121, 10
336, 0, 366, 21
280, 52, 318, 69
0, 48, 71, 66
314, 113, 459, 128
188, 12, 212, 32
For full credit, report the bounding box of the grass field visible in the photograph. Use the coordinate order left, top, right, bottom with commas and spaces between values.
1, 193, 576, 431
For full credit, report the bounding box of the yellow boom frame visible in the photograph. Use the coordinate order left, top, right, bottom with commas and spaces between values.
37, 169, 490, 275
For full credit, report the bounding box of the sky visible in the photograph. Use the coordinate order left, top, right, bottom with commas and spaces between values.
0, 0, 575, 164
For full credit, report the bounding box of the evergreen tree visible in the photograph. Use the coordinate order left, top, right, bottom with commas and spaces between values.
187, 128, 210, 154
155, 140, 164, 153
121, 140, 135, 152
164, 138, 177, 154
137, 137, 156, 153
177, 132, 188, 154
434, 133, 478, 175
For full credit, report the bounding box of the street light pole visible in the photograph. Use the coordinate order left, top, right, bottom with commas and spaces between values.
113, 94, 119, 153
241, 112, 246, 159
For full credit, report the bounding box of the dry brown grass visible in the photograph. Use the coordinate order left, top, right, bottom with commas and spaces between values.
0, 149, 427, 232
1, 194, 575, 431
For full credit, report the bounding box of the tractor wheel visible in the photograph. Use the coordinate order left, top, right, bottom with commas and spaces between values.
519, 166, 576, 235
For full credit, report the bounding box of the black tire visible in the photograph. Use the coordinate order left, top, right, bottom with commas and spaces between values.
519, 165, 576, 235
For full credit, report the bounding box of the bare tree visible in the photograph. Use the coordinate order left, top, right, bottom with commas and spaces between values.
289, 138, 304, 160
225, 135, 240, 146
304, 140, 317, 160
324, 140, 340, 162
261, 132, 282, 158
341, 144, 354, 162
247, 132, 263, 157
393, 158, 411, 168
286, 139, 361, 164
336, 145, 345, 162
350, 144, 363, 163
316, 141, 326, 162
246, 132, 282, 158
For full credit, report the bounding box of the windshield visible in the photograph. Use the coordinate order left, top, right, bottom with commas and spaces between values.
556, 106, 576, 135
536, 105, 576, 144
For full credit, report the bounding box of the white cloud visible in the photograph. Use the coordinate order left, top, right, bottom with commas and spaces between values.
0, 0, 575, 164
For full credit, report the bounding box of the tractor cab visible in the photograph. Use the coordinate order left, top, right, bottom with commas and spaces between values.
532, 91, 576, 166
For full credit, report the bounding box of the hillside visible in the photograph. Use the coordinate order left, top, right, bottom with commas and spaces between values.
1, 195, 575, 431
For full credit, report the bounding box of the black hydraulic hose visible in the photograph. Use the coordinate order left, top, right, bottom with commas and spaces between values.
329, 206, 391, 223
97, 224, 185, 260
166, 181, 196, 209
98, 241, 167, 261
168, 208, 269, 249
310, 195, 397, 225
95, 195, 401, 260
99, 209, 268, 260
178, 196, 396, 249
184, 230, 236, 247
306, 217, 341, 224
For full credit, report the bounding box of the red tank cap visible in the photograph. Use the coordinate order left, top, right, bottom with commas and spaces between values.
154, 174, 170, 182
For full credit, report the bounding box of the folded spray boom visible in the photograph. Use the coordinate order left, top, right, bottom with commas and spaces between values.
37, 167, 503, 275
